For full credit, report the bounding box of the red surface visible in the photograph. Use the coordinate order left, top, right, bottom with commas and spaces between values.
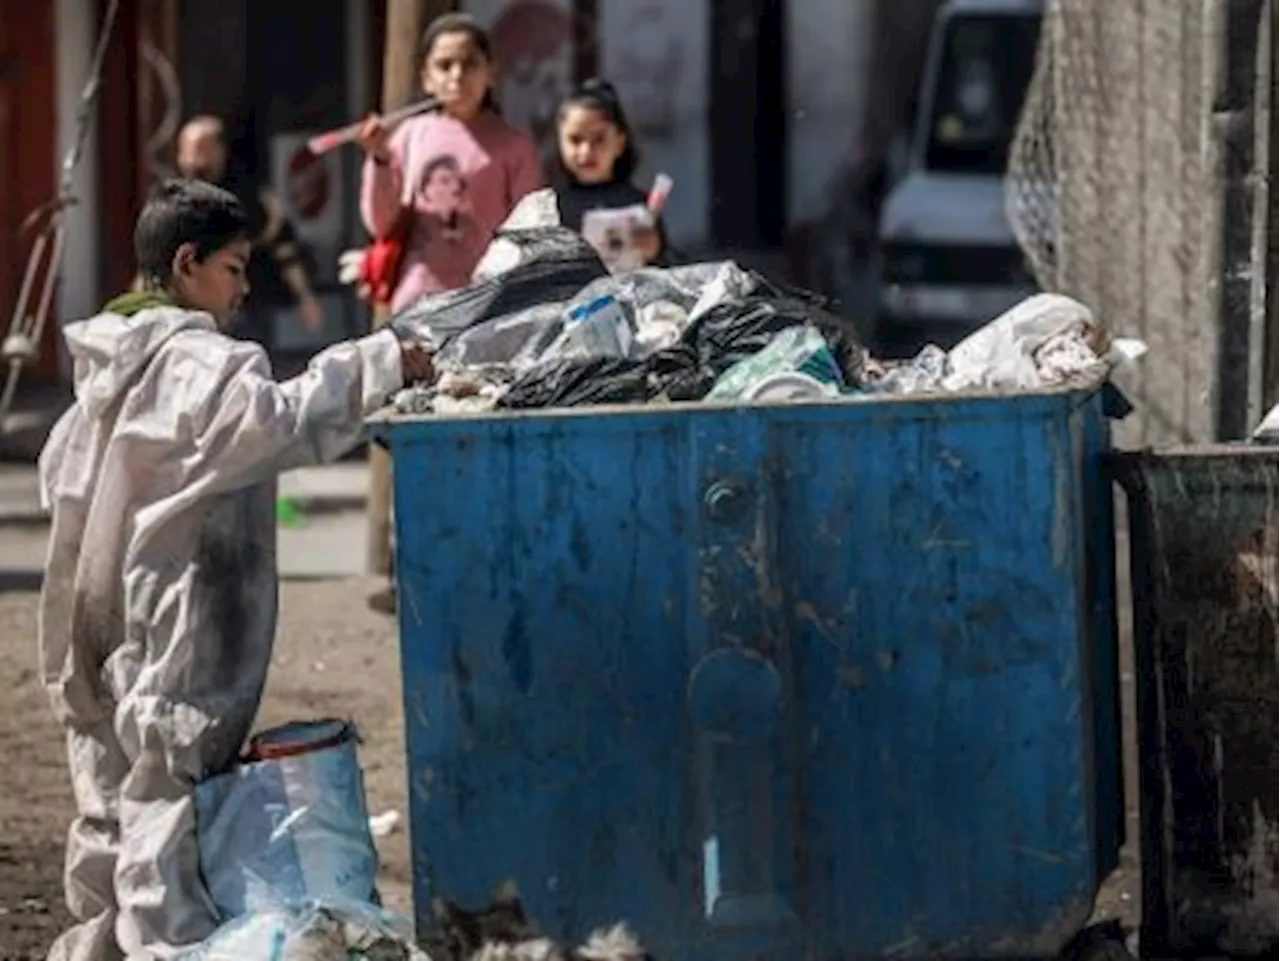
0, 0, 60, 382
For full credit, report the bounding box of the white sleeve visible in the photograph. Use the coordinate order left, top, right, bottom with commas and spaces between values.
178, 329, 404, 496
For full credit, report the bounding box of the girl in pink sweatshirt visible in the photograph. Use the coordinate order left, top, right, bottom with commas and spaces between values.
358, 13, 544, 313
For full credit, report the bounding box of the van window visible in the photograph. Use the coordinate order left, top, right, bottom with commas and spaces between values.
925, 13, 1041, 174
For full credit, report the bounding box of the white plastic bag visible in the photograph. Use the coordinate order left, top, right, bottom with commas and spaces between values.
542, 294, 637, 362
472, 188, 563, 281
942, 293, 1147, 391
193, 720, 379, 921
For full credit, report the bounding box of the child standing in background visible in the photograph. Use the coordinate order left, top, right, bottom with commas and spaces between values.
552, 79, 669, 267
358, 12, 544, 313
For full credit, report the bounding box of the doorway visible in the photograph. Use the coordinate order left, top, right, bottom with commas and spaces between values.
708, 0, 786, 249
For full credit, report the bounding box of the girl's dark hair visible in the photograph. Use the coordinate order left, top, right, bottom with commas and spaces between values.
416, 12, 501, 115
555, 79, 640, 184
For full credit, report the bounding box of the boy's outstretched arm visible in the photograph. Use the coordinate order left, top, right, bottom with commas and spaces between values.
177, 327, 431, 497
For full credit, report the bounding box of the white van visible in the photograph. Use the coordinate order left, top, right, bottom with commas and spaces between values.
873, 0, 1044, 351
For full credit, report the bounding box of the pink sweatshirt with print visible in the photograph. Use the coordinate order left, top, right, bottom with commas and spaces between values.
360, 111, 544, 313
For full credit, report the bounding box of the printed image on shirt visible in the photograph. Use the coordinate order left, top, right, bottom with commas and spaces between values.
414, 154, 478, 246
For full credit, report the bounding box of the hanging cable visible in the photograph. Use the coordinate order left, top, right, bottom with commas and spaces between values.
1, 0, 123, 432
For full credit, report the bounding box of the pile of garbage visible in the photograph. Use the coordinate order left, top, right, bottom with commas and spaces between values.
387, 219, 1147, 419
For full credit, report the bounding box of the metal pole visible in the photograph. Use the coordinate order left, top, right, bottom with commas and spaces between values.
367, 0, 455, 577
1259, 0, 1280, 409
1209, 0, 1264, 440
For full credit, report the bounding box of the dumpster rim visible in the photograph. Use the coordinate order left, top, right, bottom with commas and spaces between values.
366, 379, 1110, 439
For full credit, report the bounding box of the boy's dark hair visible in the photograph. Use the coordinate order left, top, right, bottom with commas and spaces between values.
134, 178, 248, 288
416, 12, 501, 115
555, 79, 640, 184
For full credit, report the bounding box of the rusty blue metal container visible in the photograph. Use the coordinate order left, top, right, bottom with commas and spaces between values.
370, 385, 1122, 960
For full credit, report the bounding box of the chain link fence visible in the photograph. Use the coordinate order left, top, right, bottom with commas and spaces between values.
1007, 0, 1276, 445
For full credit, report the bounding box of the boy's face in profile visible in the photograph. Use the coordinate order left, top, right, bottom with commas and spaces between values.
171, 238, 251, 327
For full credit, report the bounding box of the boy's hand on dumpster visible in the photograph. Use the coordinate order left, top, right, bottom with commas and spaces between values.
400, 342, 435, 385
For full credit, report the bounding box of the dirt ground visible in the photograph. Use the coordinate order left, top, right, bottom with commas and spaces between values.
0, 571, 1139, 960
0, 577, 413, 961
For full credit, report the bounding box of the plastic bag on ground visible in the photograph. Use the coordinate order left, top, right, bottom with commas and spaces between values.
706, 325, 846, 402
178, 898, 428, 961
193, 720, 379, 921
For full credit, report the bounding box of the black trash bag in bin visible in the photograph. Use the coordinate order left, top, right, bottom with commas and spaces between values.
658, 289, 864, 401
500, 274, 864, 409
388, 226, 606, 349
500, 355, 654, 408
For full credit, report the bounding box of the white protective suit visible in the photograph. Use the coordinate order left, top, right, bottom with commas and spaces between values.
37, 303, 406, 960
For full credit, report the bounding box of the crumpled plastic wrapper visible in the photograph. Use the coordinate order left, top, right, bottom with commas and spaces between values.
864, 293, 1147, 396
393, 364, 510, 416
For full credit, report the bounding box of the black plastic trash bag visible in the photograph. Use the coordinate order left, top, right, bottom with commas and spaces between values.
388, 227, 606, 349
498, 355, 654, 408
472, 224, 604, 282
657, 288, 863, 401
432, 302, 567, 372
500, 272, 863, 409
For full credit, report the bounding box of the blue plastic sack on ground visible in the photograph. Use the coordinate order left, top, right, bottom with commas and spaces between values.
193, 720, 379, 920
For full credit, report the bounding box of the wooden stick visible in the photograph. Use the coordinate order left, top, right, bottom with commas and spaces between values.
306, 97, 439, 157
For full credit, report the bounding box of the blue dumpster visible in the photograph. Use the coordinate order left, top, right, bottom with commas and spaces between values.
369, 385, 1123, 960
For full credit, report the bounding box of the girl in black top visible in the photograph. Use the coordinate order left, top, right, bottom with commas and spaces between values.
552, 80, 670, 266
